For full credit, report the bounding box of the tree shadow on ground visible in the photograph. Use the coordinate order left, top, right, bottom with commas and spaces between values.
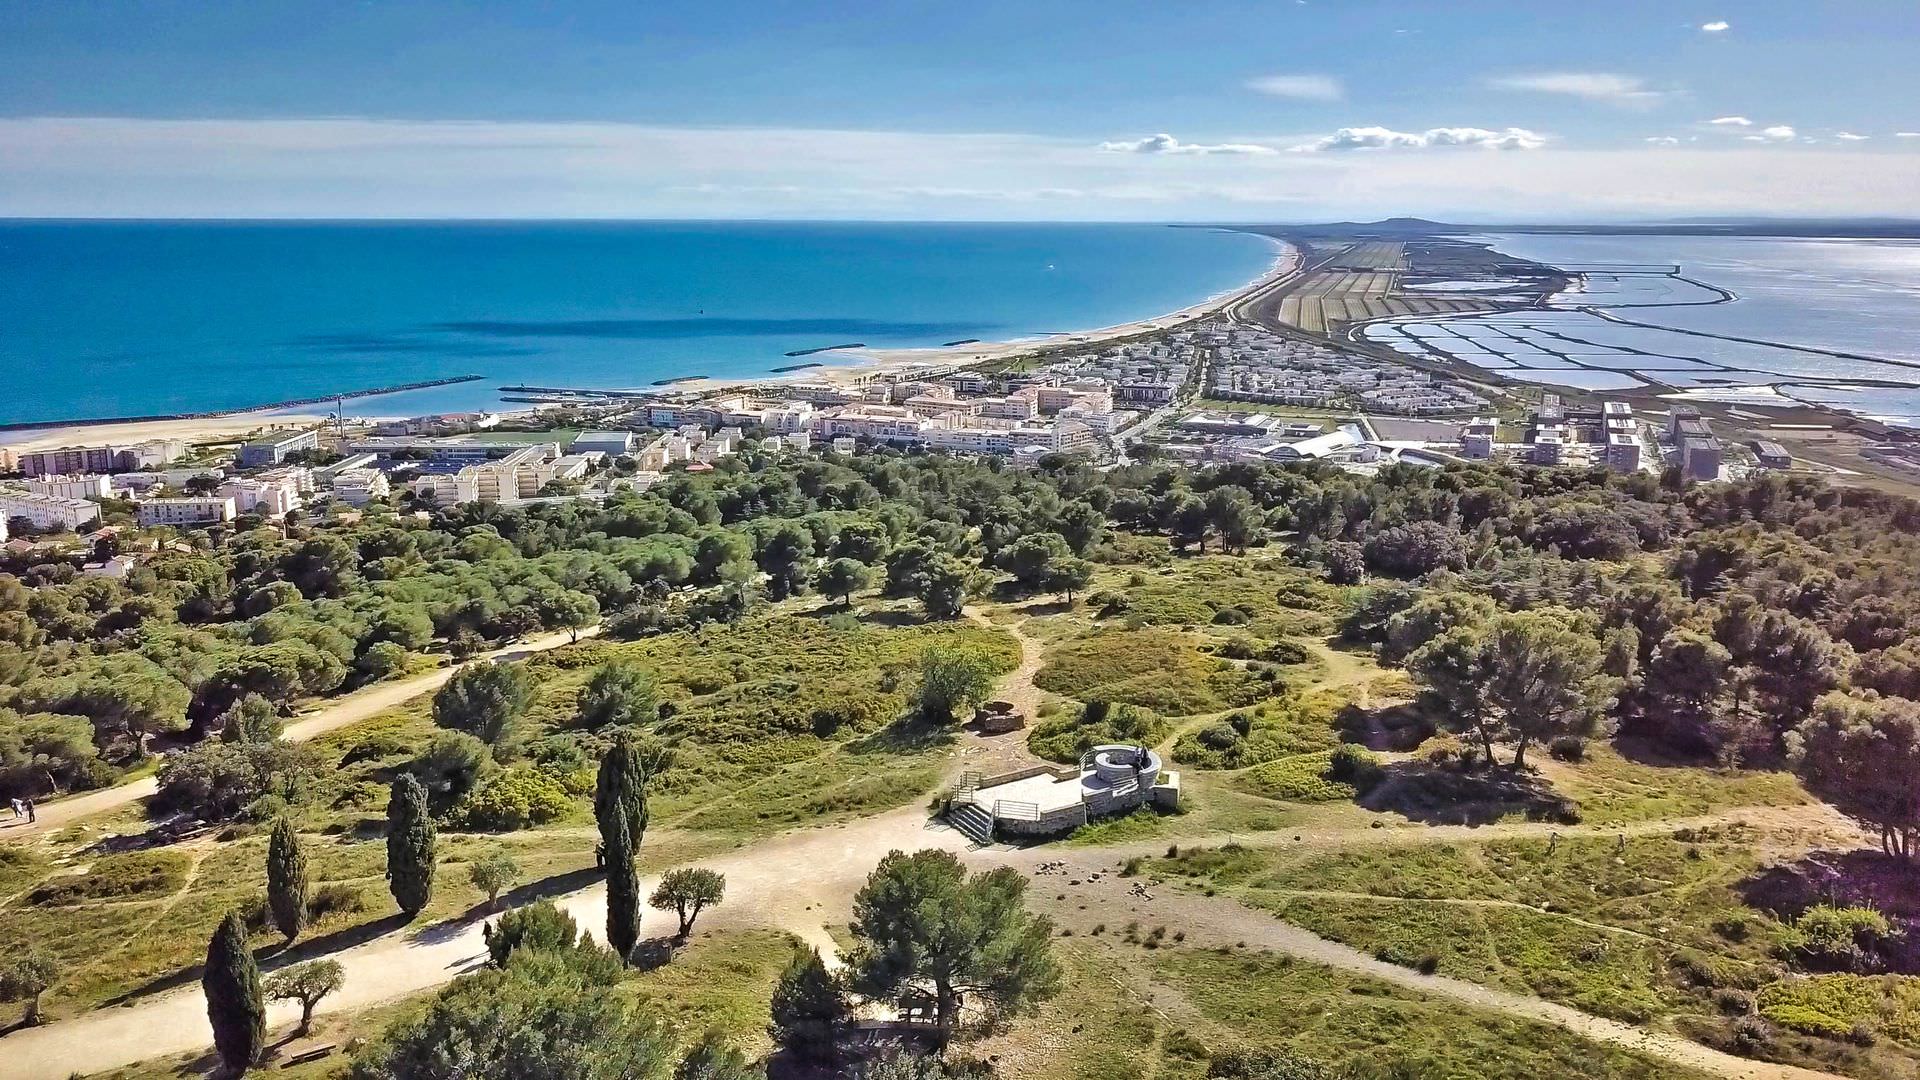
845, 719, 958, 758
441, 865, 604, 935
1740, 848, 1920, 973
1333, 701, 1433, 752
100, 911, 414, 1008
1358, 759, 1579, 826
855, 609, 934, 628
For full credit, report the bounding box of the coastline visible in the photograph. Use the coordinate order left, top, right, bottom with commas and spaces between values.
0, 235, 1299, 450
0, 413, 330, 453
665, 234, 1300, 393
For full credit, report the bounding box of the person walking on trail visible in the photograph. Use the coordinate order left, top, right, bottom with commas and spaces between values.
23, 798, 34, 824
6, 798, 19, 819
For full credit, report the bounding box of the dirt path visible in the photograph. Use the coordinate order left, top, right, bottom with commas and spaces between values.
0, 601, 1861, 1080
0, 796, 1861, 1080
1018, 858, 1843, 1080
0, 626, 599, 843
0, 803, 969, 1080
952, 608, 1052, 780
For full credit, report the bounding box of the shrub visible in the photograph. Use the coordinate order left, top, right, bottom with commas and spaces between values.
412, 730, 495, 799
1713, 988, 1754, 1015
1782, 904, 1898, 973
1756, 974, 1920, 1044
1262, 641, 1313, 666
481, 900, 581, 966
1549, 735, 1588, 762
29, 850, 187, 905
1236, 748, 1380, 804
1763, 1003, 1853, 1038
453, 767, 573, 831
1731, 1016, 1774, 1050
1326, 744, 1383, 790
308, 882, 368, 921
1027, 700, 1167, 763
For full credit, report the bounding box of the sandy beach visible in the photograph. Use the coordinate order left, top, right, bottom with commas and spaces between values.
0, 413, 328, 453
668, 234, 1301, 393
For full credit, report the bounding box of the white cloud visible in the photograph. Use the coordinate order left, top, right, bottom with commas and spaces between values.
1701, 20, 1730, 32
1291, 125, 1548, 152
1835, 132, 1871, 142
1490, 73, 1666, 108
2, 116, 1918, 222
1097, 133, 1277, 155
1761, 125, 1797, 140
1244, 74, 1343, 101
1708, 116, 1753, 127
1898, 132, 1920, 139
1645, 136, 1681, 146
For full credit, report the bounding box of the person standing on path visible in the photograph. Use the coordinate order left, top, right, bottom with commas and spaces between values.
23, 799, 34, 823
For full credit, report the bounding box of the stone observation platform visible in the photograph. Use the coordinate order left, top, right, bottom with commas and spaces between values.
946, 744, 1179, 842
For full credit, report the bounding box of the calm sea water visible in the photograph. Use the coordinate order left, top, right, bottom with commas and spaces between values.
0, 221, 1277, 425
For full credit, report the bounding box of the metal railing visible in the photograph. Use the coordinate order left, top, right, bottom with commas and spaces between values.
993, 800, 1041, 821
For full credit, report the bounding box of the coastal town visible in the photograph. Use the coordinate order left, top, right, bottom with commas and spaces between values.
0, 315, 1811, 550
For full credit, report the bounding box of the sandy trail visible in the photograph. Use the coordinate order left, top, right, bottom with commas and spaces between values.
0, 803, 968, 1080
0, 800, 1860, 1080
0, 626, 599, 843
1017, 857, 1842, 1080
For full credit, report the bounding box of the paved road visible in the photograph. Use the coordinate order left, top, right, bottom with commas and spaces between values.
0, 626, 600, 843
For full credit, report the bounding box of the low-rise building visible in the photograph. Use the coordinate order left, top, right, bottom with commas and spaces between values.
237, 429, 319, 467
0, 491, 101, 530
23, 474, 113, 500
1750, 440, 1792, 470
219, 466, 312, 518
1531, 431, 1565, 465
331, 467, 391, 505
137, 497, 236, 526
570, 430, 637, 456
109, 467, 226, 494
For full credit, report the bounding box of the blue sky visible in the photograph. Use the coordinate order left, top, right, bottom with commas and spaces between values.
2, 0, 1917, 219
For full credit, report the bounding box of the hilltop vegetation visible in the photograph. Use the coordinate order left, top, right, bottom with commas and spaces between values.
6, 442, 1920, 1079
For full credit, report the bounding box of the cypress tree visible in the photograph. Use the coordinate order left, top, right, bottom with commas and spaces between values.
266, 816, 309, 942
593, 734, 649, 856
202, 910, 264, 1076
385, 773, 436, 917
604, 811, 640, 961
595, 735, 655, 963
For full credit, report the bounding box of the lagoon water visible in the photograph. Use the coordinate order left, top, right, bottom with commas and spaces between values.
0, 221, 1277, 425
1456, 234, 1920, 425
1483, 233, 1920, 364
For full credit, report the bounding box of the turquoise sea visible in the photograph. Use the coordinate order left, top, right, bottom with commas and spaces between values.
0, 221, 1278, 425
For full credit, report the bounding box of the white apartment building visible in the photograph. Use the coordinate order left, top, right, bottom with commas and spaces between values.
0, 491, 101, 530
137, 497, 236, 526
24, 474, 113, 500
811, 406, 931, 443
331, 467, 391, 506
219, 466, 312, 518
